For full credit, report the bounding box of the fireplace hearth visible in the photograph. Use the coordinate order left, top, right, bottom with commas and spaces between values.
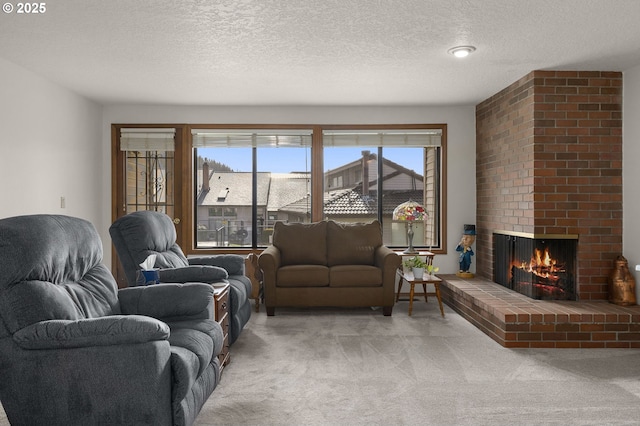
493, 232, 577, 301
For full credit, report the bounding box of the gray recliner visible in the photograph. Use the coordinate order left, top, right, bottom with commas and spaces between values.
109, 211, 251, 345
0, 215, 222, 426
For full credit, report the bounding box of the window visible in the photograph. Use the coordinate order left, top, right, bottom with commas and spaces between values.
191, 125, 445, 252
112, 123, 446, 258
323, 128, 443, 250
119, 128, 176, 215
192, 129, 313, 248
208, 207, 237, 217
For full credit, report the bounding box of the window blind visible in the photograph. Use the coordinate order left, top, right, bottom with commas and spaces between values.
120, 128, 176, 151
192, 129, 313, 148
322, 129, 441, 147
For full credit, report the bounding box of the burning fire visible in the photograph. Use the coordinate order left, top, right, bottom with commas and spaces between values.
517, 248, 564, 279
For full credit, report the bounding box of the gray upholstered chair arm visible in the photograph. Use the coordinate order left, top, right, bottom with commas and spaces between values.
158, 265, 228, 283
188, 254, 246, 276
12, 315, 169, 350
118, 283, 215, 321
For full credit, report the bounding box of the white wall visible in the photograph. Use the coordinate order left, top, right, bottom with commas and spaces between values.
623, 64, 640, 301
103, 104, 477, 273
0, 57, 104, 240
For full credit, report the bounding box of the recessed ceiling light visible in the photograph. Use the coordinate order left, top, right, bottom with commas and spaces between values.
448, 46, 476, 58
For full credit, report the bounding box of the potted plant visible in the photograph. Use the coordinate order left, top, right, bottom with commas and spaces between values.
402, 257, 414, 274
408, 256, 428, 280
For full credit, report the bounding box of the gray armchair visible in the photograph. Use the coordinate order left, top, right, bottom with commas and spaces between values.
0, 215, 222, 426
109, 210, 251, 345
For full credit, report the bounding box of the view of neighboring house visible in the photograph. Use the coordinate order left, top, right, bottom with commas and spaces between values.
195, 170, 270, 246
322, 150, 430, 247
323, 150, 425, 217
196, 150, 432, 247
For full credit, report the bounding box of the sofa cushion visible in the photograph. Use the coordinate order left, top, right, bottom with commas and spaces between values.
273, 221, 327, 266
276, 265, 329, 287
327, 220, 382, 267
329, 265, 383, 287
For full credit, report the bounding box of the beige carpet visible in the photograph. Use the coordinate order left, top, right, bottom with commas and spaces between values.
199, 302, 640, 426
3, 300, 640, 425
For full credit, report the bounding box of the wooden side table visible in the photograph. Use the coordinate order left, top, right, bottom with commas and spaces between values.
396, 251, 435, 266
213, 283, 231, 371
396, 270, 445, 317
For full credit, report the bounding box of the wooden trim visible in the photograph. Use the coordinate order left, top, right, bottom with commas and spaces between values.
110, 125, 125, 287
174, 125, 189, 251
110, 124, 121, 224
311, 125, 324, 221
188, 123, 318, 131
320, 123, 447, 131
439, 123, 448, 255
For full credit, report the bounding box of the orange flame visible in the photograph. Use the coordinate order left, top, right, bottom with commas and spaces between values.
517, 248, 562, 279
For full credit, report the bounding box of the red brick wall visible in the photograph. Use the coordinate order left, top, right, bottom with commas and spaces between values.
476, 70, 623, 300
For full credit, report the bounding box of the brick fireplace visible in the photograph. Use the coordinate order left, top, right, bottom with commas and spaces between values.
476, 70, 622, 301
440, 70, 640, 348
493, 231, 577, 301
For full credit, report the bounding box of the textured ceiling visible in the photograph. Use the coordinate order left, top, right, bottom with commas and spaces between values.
1, 0, 640, 106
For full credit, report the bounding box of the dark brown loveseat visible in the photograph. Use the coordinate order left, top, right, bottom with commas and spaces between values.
258, 220, 400, 316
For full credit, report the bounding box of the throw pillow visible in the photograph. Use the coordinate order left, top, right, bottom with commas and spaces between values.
273, 221, 327, 266
327, 220, 382, 266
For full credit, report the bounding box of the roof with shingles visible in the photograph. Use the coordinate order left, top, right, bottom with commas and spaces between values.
198, 172, 270, 206
266, 173, 311, 211
324, 186, 425, 216
281, 185, 424, 216
323, 185, 377, 215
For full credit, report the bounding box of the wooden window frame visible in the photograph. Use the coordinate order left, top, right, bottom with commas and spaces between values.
112, 123, 447, 267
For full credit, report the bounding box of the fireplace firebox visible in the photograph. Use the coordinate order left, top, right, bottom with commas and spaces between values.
493, 232, 577, 301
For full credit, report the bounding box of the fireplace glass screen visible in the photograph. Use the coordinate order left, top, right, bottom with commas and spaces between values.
494, 233, 577, 300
